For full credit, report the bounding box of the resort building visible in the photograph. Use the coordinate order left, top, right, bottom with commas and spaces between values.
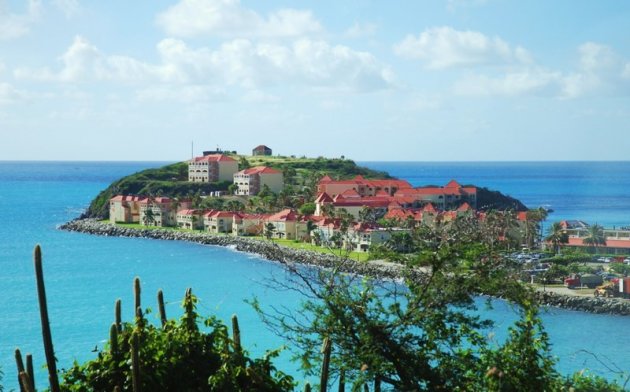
204, 210, 238, 234
139, 197, 192, 227
188, 154, 238, 183
264, 209, 308, 240
176, 209, 205, 230
317, 175, 413, 197
393, 180, 477, 210
252, 145, 272, 156
233, 166, 284, 196
109, 195, 146, 223
232, 213, 268, 236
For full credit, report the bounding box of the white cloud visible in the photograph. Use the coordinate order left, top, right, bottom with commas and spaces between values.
394, 26, 531, 69
136, 85, 226, 103
16, 36, 394, 94
0, 0, 41, 40
452, 42, 630, 98
156, 0, 322, 38
15, 36, 179, 83
0, 82, 24, 104
454, 69, 562, 97
53, 0, 81, 18
344, 22, 378, 39
242, 89, 279, 103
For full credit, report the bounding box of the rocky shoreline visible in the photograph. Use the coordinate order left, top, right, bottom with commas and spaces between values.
60, 219, 630, 317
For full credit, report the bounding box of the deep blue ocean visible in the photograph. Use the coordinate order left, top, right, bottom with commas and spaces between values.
1, 161, 630, 390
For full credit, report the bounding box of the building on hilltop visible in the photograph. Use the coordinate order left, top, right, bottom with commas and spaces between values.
233, 166, 284, 195
188, 154, 238, 183
252, 145, 272, 156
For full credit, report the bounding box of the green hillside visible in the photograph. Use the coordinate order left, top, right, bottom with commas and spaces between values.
83, 156, 392, 219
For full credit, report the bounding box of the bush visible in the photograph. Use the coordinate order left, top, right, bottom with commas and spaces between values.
61, 285, 294, 391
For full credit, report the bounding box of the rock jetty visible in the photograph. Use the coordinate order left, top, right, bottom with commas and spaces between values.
59, 219, 405, 280
60, 219, 630, 317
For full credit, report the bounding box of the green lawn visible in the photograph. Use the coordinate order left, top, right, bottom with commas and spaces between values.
249, 236, 368, 261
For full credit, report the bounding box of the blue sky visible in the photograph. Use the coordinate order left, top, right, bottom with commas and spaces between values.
1, 0, 629, 161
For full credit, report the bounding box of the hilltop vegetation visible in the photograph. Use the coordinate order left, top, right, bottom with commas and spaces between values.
83, 156, 391, 219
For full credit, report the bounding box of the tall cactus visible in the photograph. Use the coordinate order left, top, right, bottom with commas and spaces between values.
134, 277, 141, 317
34, 245, 60, 392
338, 369, 345, 392
157, 289, 167, 327
26, 353, 35, 392
319, 337, 332, 392
110, 323, 121, 390
115, 299, 122, 332
15, 348, 25, 392
131, 330, 141, 392
231, 314, 241, 352
18, 372, 34, 392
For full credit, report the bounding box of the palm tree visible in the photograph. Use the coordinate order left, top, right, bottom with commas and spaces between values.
305, 220, 317, 243
264, 222, 276, 239
582, 224, 606, 254
524, 207, 548, 248
143, 208, 155, 226
545, 222, 569, 254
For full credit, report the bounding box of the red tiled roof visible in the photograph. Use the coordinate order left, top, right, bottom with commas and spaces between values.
423, 203, 437, 213
340, 189, 362, 198
267, 209, 298, 222
457, 202, 472, 212
190, 154, 237, 163
319, 175, 333, 183
253, 145, 270, 150
237, 166, 281, 175
315, 192, 334, 203
177, 209, 201, 215
111, 195, 147, 202
567, 237, 630, 249
445, 179, 461, 188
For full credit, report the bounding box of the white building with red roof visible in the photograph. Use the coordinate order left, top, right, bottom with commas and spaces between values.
109, 195, 147, 223
139, 197, 192, 227
317, 175, 413, 197
233, 166, 284, 196
176, 209, 205, 230
203, 210, 240, 234
188, 154, 238, 183
265, 208, 308, 240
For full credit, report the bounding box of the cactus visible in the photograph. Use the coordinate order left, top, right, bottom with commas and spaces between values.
15, 348, 25, 392
18, 372, 34, 392
110, 323, 119, 357
134, 277, 141, 317
135, 306, 144, 329
115, 299, 122, 332
34, 245, 60, 392
338, 369, 345, 392
373, 377, 381, 392
110, 323, 121, 390
319, 337, 332, 392
131, 330, 141, 392
157, 289, 167, 327
304, 382, 311, 392
26, 353, 35, 392
231, 314, 241, 352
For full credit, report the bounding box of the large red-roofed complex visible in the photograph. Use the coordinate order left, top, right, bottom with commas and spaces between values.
188, 154, 238, 183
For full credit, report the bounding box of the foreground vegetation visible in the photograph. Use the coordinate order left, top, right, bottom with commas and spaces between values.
13, 218, 630, 391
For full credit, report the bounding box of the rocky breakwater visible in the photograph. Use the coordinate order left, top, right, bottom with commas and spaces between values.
59, 219, 405, 280
60, 219, 630, 317
535, 291, 630, 316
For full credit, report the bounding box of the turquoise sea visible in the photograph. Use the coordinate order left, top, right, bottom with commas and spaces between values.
1, 161, 630, 389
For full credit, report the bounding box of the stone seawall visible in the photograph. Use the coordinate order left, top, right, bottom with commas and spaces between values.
60, 219, 630, 317
59, 219, 404, 280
